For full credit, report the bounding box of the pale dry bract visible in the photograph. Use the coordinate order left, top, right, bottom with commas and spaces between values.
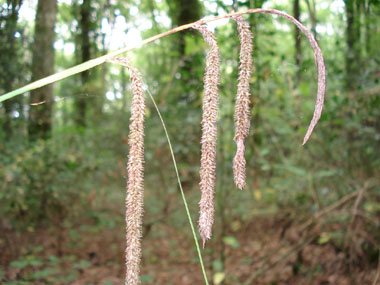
193, 23, 221, 247
108, 57, 146, 285
231, 15, 253, 190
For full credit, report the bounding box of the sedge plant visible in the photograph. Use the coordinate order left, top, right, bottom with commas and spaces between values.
0, 9, 326, 285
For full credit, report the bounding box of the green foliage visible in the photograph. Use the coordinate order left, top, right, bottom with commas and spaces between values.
140, 274, 153, 283
7, 252, 81, 284
222, 236, 240, 249
0, 134, 103, 227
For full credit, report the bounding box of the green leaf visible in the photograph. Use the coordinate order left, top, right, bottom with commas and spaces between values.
312, 170, 337, 178
32, 267, 58, 278
73, 259, 91, 269
318, 232, 330, 245
141, 274, 153, 282
29, 259, 43, 267
280, 164, 307, 176
212, 260, 224, 272
10, 260, 29, 269
48, 255, 60, 264
222, 236, 240, 249
213, 272, 225, 285
33, 246, 44, 253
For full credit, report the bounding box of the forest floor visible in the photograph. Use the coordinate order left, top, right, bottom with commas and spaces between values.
1, 213, 379, 285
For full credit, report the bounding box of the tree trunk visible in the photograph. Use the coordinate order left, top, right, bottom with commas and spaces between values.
344, 0, 361, 90
171, 0, 201, 56
364, 0, 370, 56
294, 0, 302, 81
249, 0, 265, 147
304, 0, 317, 39
167, 0, 202, 101
363, 0, 379, 58
28, 0, 57, 141
74, 0, 91, 127
0, 1, 23, 138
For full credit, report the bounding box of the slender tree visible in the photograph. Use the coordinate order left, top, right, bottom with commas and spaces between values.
167, 0, 203, 101
74, 0, 92, 127
0, 1, 23, 138
248, 0, 267, 147
167, 0, 202, 56
73, 0, 106, 127
294, 0, 302, 81
28, 0, 58, 141
344, 0, 361, 90
304, 0, 317, 39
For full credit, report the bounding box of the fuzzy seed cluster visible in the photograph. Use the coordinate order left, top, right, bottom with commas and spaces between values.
193, 23, 221, 247
232, 15, 254, 190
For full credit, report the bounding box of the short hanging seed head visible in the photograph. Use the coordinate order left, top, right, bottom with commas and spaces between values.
231, 15, 253, 190
193, 23, 220, 247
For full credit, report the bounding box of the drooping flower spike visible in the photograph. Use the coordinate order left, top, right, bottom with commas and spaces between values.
108, 57, 146, 285
231, 15, 254, 190
193, 23, 221, 247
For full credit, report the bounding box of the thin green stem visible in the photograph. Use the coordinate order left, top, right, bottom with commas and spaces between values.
146, 87, 209, 285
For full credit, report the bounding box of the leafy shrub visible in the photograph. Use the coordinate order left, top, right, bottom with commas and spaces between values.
0, 136, 101, 228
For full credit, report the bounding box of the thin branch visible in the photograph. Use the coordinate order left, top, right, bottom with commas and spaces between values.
299, 189, 359, 232
351, 186, 366, 223
243, 233, 316, 284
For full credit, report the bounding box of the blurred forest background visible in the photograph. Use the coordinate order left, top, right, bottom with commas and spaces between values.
1, 0, 380, 284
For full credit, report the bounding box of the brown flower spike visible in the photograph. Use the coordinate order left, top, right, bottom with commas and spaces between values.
193, 23, 220, 247
108, 57, 146, 285
125, 67, 145, 285
232, 15, 253, 190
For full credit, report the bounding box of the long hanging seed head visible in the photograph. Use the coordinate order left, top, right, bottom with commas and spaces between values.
245, 9, 325, 144
125, 67, 145, 285
232, 15, 253, 190
108, 57, 146, 285
193, 23, 220, 247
